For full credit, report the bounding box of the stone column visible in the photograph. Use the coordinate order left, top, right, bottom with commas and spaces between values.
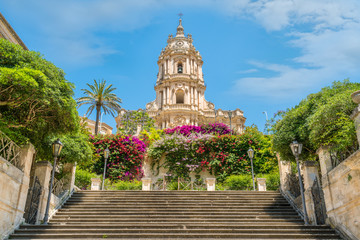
63, 163, 76, 193
257, 178, 267, 191
162, 90, 166, 107
206, 178, 216, 191
34, 161, 53, 224
302, 161, 320, 225
167, 87, 170, 105
302, 161, 319, 190
192, 87, 195, 105
316, 146, 332, 176
15, 144, 35, 226
277, 153, 291, 192
142, 178, 152, 191
186, 58, 189, 74
194, 88, 198, 107
91, 178, 101, 190
350, 92, 360, 145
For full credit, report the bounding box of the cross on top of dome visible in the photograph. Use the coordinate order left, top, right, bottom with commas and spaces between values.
176, 13, 185, 37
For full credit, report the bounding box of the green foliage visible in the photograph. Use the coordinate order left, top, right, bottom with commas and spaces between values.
118, 110, 155, 135
75, 168, 99, 190
257, 173, 280, 191
225, 175, 253, 190
37, 134, 94, 165
105, 179, 142, 190
272, 80, 360, 161
0, 39, 91, 165
77, 79, 122, 135
148, 125, 277, 182
0, 39, 78, 139
139, 127, 164, 146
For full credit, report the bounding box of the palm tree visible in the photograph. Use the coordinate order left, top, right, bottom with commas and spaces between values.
77, 79, 122, 135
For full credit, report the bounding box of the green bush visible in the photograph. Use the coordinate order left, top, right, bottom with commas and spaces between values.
215, 182, 228, 191
258, 173, 280, 191
225, 175, 253, 190
75, 169, 99, 190
105, 180, 142, 190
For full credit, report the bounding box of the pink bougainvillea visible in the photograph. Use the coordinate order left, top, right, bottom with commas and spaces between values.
164, 123, 231, 136
90, 134, 146, 181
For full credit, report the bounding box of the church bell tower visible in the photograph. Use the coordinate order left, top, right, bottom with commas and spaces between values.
116, 18, 246, 133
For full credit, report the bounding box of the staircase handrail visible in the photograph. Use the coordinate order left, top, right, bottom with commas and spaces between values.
280, 188, 305, 221
48, 188, 76, 221
0, 130, 23, 170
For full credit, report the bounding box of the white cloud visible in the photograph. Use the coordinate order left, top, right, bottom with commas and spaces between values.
226, 0, 360, 100
238, 68, 258, 74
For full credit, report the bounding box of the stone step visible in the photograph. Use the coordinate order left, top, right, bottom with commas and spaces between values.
10, 190, 342, 239
9, 232, 341, 239
48, 220, 306, 224
50, 218, 304, 223
71, 194, 284, 198
57, 209, 297, 214
60, 205, 295, 209
20, 223, 330, 229
15, 228, 338, 234
68, 198, 287, 203
75, 190, 282, 194
53, 212, 300, 218
63, 202, 292, 207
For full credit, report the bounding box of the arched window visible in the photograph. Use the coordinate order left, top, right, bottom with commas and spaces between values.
176, 90, 184, 104
177, 63, 183, 73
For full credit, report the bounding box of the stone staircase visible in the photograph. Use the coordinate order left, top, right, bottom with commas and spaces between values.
10, 191, 342, 239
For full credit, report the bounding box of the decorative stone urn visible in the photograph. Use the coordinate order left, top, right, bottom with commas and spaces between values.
351, 90, 360, 104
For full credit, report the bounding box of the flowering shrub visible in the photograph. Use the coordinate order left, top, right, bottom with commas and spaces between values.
164, 123, 231, 136
90, 134, 146, 181
148, 125, 277, 181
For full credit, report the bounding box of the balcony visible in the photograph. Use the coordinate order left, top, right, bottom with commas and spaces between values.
166, 104, 192, 110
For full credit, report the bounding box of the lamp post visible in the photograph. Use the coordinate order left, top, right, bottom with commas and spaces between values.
290, 140, 309, 225
214, 109, 217, 123
227, 111, 233, 134
102, 148, 110, 190
247, 148, 256, 191
43, 139, 63, 224
263, 111, 268, 135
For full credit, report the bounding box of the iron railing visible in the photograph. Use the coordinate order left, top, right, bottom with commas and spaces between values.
52, 177, 67, 197
0, 130, 22, 170
330, 143, 358, 168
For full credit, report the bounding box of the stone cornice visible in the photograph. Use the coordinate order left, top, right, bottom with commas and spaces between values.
0, 12, 28, 50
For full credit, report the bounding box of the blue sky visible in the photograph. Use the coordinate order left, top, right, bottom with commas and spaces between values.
1, 0, 360, 132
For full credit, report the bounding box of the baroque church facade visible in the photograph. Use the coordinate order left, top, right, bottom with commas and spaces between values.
116, 19, 246, 133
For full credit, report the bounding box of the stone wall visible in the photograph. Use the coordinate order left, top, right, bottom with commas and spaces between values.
319, 149, 360, 239
0, 144, 35, 239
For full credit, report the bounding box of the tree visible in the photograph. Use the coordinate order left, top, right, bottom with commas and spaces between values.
118, 110, 155, 135
77, 79, 122, 135
0, 39, 79, 146
272, 80, 360, 162
0, 39, 93, 166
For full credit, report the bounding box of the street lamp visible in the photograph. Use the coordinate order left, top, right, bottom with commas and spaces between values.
214, 109, 217, 123
247, 148, 256, 191
263, 111, 268, 135
227, 111, 233, 134
290, 140, 309, 225
102, 148, 110, 190
43, 139, 63, 224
